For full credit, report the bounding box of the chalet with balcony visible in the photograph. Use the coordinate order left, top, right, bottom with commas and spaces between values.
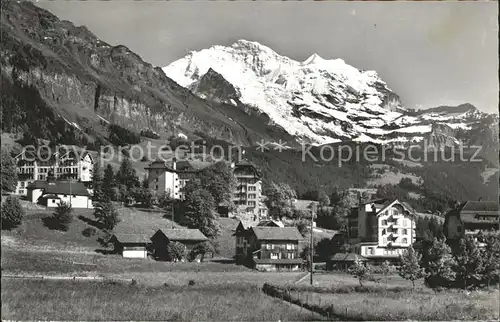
14, 146, 93, 196
234, 225, 303, 271
348, 198, 416, 263
444, 200, 499, 248
231, 161, 267, 219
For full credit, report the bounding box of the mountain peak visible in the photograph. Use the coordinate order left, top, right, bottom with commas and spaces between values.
302, 53, 326, 65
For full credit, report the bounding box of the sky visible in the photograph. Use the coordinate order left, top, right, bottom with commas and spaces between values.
37, 1, 498, 113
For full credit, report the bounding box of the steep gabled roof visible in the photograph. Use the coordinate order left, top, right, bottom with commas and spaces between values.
375, 199, 416, 216
251, 227, 303, 241
257, 220, 285, 228
112, 233, 151, 244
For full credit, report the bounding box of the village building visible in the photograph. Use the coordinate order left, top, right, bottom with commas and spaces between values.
347, 198, 416, 263
328, 253, 367, 271
14, 146, 94, 196
444, 200, 499, 248
151, 228, 208, 261
234, 224, 303, 271
144, 158, 268, 219
144, 158, 198, 200
231, 161, 267, 219
26, 180, 93, 208
111, 233, 151, 259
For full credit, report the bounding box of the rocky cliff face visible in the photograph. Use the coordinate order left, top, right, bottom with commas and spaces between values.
1, 1, 497, 156
1, 1, 288, 147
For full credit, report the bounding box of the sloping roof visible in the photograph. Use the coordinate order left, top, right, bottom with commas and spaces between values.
251, 227, 303, 241
159, 229, 208, 241
145, 159, 201, 173
375, 199, 416, 216
27, 180, 49, 189
240, 219, 258, 230
253, 258, 303, 265
44, 181, 90, 196
461, 201, 498, 212
453, 201, 499, 224
113, 233, 151, 244
42, 194, 60, 199
330, 253, 367, 262
233, 160, 261, 177
360, 198, 389, 206
27, 181, 90, 196
257, 220, 285, 228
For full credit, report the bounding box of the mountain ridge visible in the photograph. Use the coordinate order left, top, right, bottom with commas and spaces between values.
164, 39, 497, 149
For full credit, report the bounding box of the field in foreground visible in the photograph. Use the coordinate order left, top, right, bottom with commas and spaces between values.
265, 283, 500, 321
1, 279, 325, 321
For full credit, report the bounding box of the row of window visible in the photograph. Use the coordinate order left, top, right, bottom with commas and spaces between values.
382, 237, 409, 244
383, 228, 410, 235
381, 218, 410, 227
264, 244, 296, 250
269, 252, 296, 259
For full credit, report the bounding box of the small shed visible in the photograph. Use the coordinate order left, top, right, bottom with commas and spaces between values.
111, 233, 152, 259
151, 228, 208, 261
328, 253, 368, 271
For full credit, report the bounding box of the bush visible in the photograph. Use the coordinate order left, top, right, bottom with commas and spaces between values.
82, 227, 97, 237
166, 241, 186, 262
52, 201, 73, 231
140, 129, 160, 140
1, 195, 24, 230
188, 280, 195, 286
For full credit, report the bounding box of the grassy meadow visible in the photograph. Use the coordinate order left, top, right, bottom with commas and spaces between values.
2, 279, 325, 321
2, 201, 499, 321
266, 283, 499, 321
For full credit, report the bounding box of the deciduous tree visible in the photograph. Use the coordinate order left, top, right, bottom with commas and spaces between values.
198, 161, 237, 206
398, 246, 425, 289
348, 258, 371, 287
189, 241, 216, 262
183, 187, 219, 238
265, 181, 297, 219
167, 241, 186, 262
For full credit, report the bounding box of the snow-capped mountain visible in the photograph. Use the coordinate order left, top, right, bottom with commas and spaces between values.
164, 40, 495, 147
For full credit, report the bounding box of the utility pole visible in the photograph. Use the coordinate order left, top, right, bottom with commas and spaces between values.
310, 203, 316, 285
69, 176, 72, 207
172, 173, 175, 229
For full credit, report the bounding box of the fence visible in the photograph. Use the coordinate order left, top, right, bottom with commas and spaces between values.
262, 283, 362, 321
